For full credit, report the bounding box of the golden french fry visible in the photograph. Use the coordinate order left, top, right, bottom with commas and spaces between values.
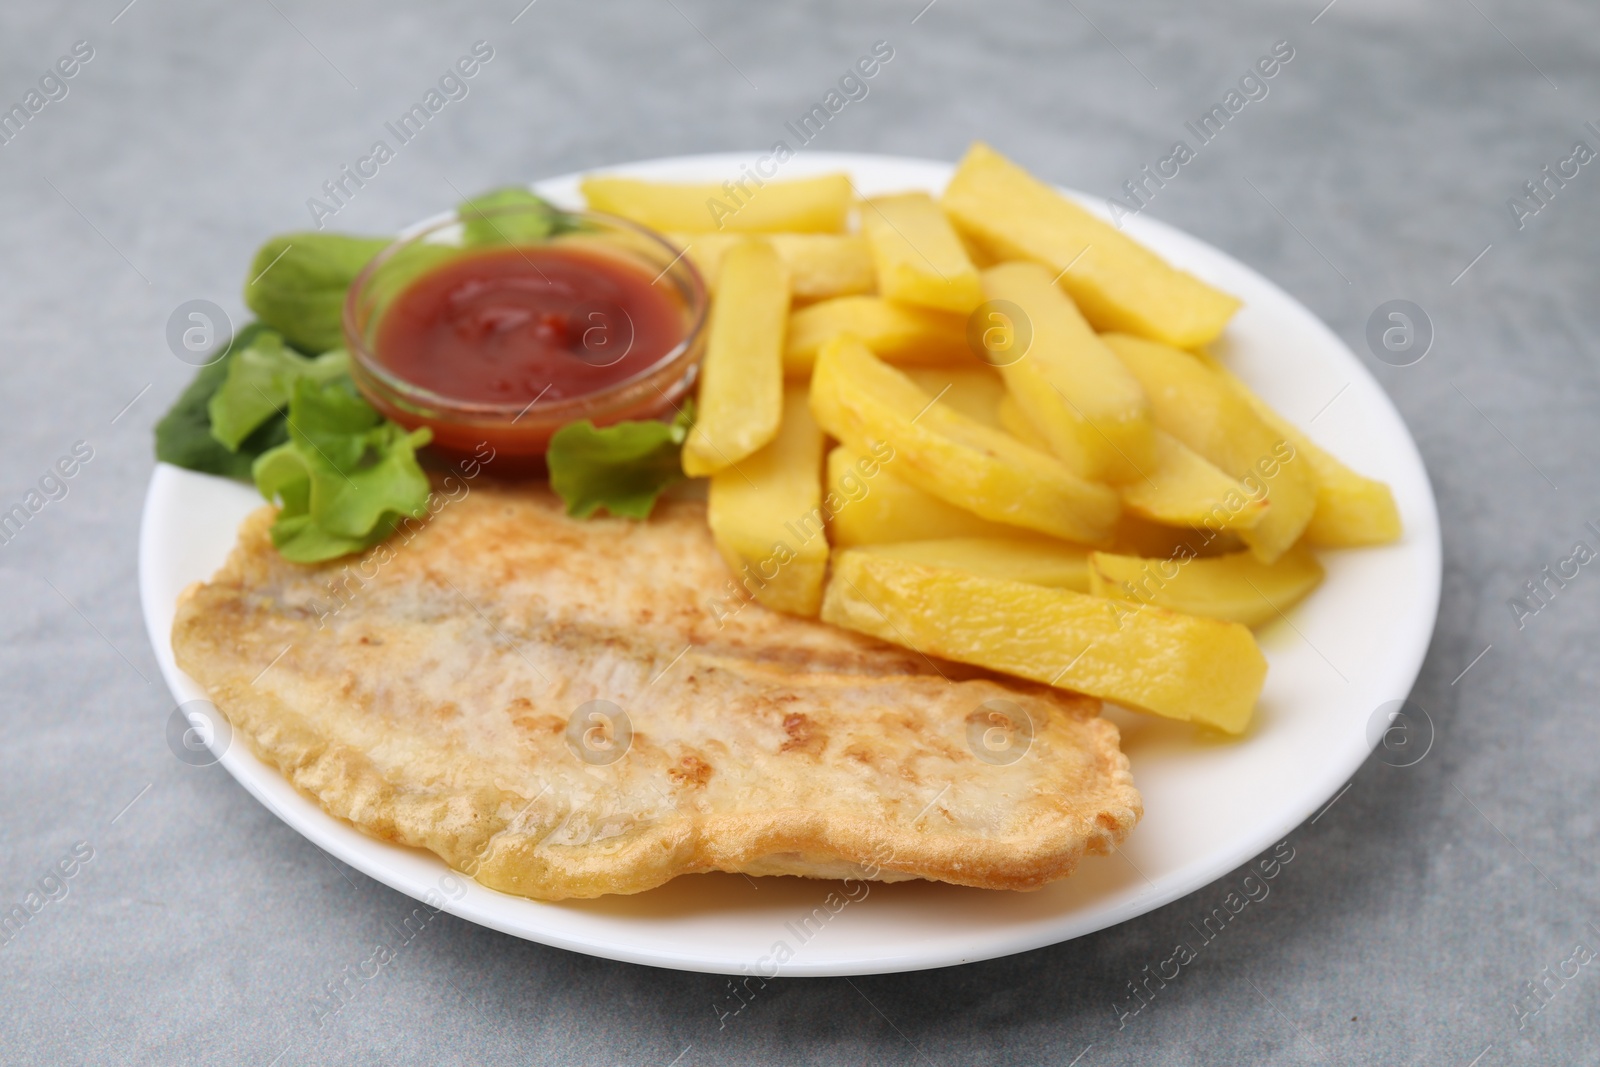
1121, 430, 1267, 532
1102, 333, 1315, 563
825, 445, 1019, 546
1009, 397, 1259, 550
981, 261, 1155, 482
941, 143, 1240, 348
822, 549, 1267, 733
1298, 451, 1402, 548
784, 296, 968, 377
855, 537, 1091, 591
1013, 377, 1265, 539
810, 337, 1120, 544
1110, 514, 1245, 559
957, 225, 999, 270
903, 366, 1006, 428
708, 386, 828, 616
1088, 545, 1325, 629
861, 192, 983, 312
682, 240, 789, 476
582, 173, 852, 233
1201, 358, 1402, 547
671, 233, 875, 303
998, 393, 1047, 448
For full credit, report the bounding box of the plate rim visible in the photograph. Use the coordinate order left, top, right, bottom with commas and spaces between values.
138, 149, 1442, 976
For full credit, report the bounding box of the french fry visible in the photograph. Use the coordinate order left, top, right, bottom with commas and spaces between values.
941, 143, 1240, 348
981, 261, 1155, 482
903, 366, 1006, 429
856, 537, 1090, 591
672, 233, 875, 303
1004, 395, 1260, 545
822, 549, 1267, 733
826, 446, 1020, 546
1102, 333, 1315, 563
998, 393, 1048, 448
1296, 446, 1402, 548
1011, 374, 1269, 549
1201, 358, 1402, 547
708, 386, 828, 616
1111, 514, 1244, 559
957, 225, 999, 270
810, 337, 1120, 544
682, 240, 789, 476
1121, 430, 1267, 532
860, 192, 983, 313
581, 173, 852, 233
1088, 545, 1325, 629
784, 296, 968, 377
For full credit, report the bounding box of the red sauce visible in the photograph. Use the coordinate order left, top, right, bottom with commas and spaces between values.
374, 244, 689, 405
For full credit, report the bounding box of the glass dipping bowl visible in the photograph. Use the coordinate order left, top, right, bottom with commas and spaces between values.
343, 203, 707, 476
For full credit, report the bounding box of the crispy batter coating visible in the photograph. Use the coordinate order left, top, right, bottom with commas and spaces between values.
172, 485, 1140, 899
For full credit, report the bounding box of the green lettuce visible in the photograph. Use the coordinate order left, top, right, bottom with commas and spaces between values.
155, 321, 435, 564
547, 403, 694, 520
207, 331, 348, 451
244, 232, 390, 354
154, 322, 290, 480
157, 184, 669, 566
252, 377, 433, 563
459, 186, 570, 247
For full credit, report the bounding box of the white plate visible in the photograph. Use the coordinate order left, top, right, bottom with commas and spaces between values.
139, 152, 1441, 976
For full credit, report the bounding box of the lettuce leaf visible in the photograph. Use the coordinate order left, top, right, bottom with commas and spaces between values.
459, 186, 571, 247
154, 322, 290, 480
547, 403, 695, 520
207, 332, 348, 451
244, 232, 390, 354
252, 377, 433, 563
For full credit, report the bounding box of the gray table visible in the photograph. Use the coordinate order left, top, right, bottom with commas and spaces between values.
2, 1, 1596, 1062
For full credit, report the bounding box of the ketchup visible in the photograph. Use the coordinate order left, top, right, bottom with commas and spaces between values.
374, 244, 689, 406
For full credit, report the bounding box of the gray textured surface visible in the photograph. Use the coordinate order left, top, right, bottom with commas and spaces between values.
1, 0, 1596, 1063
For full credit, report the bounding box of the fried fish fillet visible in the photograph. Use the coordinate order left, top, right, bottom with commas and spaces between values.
171, 485, 1140, 899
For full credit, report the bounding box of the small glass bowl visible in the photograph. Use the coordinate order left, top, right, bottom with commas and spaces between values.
343, 203, 707, 475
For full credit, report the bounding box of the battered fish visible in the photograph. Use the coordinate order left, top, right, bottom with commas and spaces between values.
172, 484, 1140, 899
